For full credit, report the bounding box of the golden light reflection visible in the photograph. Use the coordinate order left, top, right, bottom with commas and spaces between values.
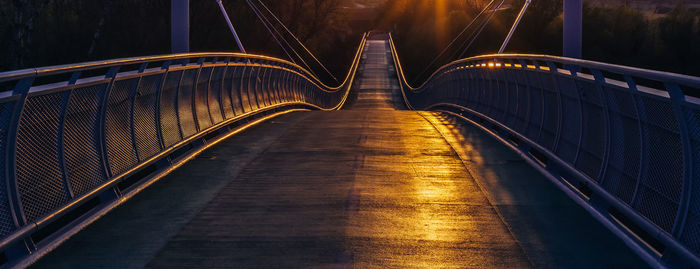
434, 0, 450, 45
345, 112, 516, 267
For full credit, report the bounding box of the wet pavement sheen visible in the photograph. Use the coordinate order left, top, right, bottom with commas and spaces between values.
31, 36, 647, 268
144, 37, 531, 268
145, 110, 531, 268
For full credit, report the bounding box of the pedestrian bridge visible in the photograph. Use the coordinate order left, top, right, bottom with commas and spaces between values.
0, 33, 698, 268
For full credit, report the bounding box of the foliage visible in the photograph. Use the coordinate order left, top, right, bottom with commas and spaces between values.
382, 0, 700, 83
0, 0, 359, 84
1, 0, 699, 84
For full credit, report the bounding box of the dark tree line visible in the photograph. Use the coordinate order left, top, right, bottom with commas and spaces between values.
1, 0, 698, 84
380, 0, 700, 83
0, 0, 360, 84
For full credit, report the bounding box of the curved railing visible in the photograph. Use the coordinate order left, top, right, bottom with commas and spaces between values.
389, 34, 700, 268
0, 33, 367, 267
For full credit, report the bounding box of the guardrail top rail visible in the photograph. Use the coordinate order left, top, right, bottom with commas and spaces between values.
388, 33, 700, 268
0, 33, 368, 267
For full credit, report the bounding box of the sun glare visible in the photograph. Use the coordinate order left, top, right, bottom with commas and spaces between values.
434, 0, 450, 45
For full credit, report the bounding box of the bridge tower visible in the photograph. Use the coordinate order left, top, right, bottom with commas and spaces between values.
171, 0, 189, 53
563, 0, 582, 58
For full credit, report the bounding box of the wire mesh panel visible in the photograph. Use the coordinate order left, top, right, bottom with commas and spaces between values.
178, 69, 198, 138
681, 108, 700, 256
482, 72, 498, 119
504, 70, 520, 130
230, 66, 245, 115
491, 71, 509, 123
536, 70, 560, 151
249, 67, 261, 110
63, 84, 107, 197
384, 27, 700, 263
526, 82, 544, 142
220, 67, 235, 119
0, 38, 367, 264
555, 76, 582, 164
634, 95, 683, 233
105, 78, 139, 176
208, 67, 225, 125
195, 67, 213, 131
269, 68, 279, 106
257, 68, 269, 108
0, 101, 17, 237
540, 88, 560, 151
514, 71, 531, 134
240, 66, 253, 113
575, 79, 607, 181
133, 74, 164, 161
16, 92, 68, 222
160, 70, 184, 148
601, 86, 642, 203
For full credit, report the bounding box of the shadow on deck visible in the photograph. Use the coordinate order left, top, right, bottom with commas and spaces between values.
31, 36, 647, 269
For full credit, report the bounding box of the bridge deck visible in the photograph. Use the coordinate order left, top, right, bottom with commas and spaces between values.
32, 37, 647, 268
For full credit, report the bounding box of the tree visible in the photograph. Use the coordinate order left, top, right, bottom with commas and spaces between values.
1, 0, 52, 69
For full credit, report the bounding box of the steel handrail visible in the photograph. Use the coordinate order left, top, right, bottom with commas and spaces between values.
390, 34, 700, 93
0, 33, 367, 92
388, 33, 700, 268
0, 33, 369, 267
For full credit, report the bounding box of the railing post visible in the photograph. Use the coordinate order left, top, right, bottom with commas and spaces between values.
238, 64, 249, 113
173, 60, 187, 141
98, 67, 120, 180
203, 58, 216, 127
192, 58, 205, 132
156, 61, 172, 151
566, 64, 585, 165
128, 63, 149, 163
4, 78, 34, 259
591, 69, 613, 204
220, 57, 232, 120
171, 0, 189, 53
624, 75, 647, 205
57, 73, 80, 200
666, 83, 693, 247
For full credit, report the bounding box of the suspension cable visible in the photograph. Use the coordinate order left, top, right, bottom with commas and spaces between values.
499, 0, 532, 53
246, 0, 320, 79
457, 0, 506, 59
254, 0, 339, 83
244, 0, 293, 62
215, 0, 247, 54
413, 0, 498, 83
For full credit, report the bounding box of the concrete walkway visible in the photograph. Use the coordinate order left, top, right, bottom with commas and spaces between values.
31, 36, 647, 269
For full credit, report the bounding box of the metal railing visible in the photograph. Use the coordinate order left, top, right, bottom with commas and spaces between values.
0, 33, 367, 267
389, 33, 700, 268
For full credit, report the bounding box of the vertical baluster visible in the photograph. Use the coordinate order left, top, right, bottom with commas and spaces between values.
56, 72, 80, 200
4, 77, 34, 258
666, 83, 693, 242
